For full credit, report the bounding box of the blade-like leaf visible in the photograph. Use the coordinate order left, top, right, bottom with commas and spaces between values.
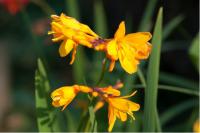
143, 7, 163, 131
189, 33, 199, 71
159, 71, 199, 89
94, 0, 108, 37
35, 58, 61, 132
163, 15, 184, 40
138, 0, 158, 31
160, 99, 198, 126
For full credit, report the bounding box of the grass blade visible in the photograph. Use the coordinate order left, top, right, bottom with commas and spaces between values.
189, 33, 199, 71
134, 84, 199, 96
163, 15, 184, 40
160, 99, 198, 126
159, 71, 199, 89
35, 58, 61, 132
65, 0, 87, 84
94, 0, 108, 37
143, 7, 163, 131
138, 0, 158, 31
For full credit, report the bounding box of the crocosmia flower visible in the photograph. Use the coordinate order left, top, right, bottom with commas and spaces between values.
0, 0, 29, 15
105, 21, 152, 74
51, 85, 92, 111
48, 13, 99, 64
107, 91, 140, 132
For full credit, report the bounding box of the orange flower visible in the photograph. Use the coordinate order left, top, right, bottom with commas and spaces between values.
92, 83, 140, 132
51, 85, 92, 111
107, 91, 140, 132
48, 13, 99, 64
103, 21, 152, 74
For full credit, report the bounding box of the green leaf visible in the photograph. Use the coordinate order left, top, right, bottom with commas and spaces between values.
88, 106, 98, 132
134, 84, 199, 96
94, 0, 108, 37
65, 0, 87, 84
35, 58, 61, 132
65, 0, 80, 18
163, 15, 184, 40
189, 33, 199, 71
143, 7, 163, 132
159, 71, 199, 90
160, 99, 198, 126
138, 0, 158, 31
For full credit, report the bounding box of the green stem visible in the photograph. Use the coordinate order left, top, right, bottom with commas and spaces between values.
160, 99, 198, 126
96, 58, 108, 86
137, 67, 146, 87
133, 84, 199, 96
155, 109, 162, 132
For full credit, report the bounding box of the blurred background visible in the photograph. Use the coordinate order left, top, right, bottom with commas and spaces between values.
0, 0, 199, 132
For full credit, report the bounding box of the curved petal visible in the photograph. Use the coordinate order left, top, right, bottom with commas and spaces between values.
109, 60, 115, 72
118, 44, 138, 74
70, 44, 77, 64
124, 32, 152, 43
94, 100, 105, 112
109, 97, 140, 112
127, 101, 140, 111
59, 39, 75, 57
60, 13, 80, 30
114, 21, 125, 40
108, 105, 116, 132
115, 109, 127, 122
107, 39, 118, 60
101, 86, 121, 96
124, 32, 152, 60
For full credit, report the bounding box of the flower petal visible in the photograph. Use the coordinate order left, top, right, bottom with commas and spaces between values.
70, 44, 77, 64
127, 101, 140, 111
109, 60, 116, 72
118, 44, 138, 74
108, 105, 116, 132
114, 21, 125, 40
94, 100, 105, 112
51, 86, 77, 110
59, 39, 75, 57
60, 13, 80, 30
107, 39, 118, 60
124, 32, 152, 43
115, 109, 127, 122
108, 97, 140, 112
101, 86, 121, 96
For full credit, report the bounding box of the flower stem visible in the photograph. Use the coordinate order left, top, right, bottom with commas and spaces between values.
96, 58, 108, 86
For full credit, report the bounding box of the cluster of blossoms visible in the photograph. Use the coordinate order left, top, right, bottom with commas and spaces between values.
51, 82, 140, 132
49, 13, 152, 131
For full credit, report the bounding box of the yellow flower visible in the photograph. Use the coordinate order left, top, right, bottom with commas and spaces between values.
92, 83, 139, 132
106, 21, 152, 74
193, 119, 200, 133
51, 85, 92, 111
107, 91, 140, 132
48, 13, 99, 64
